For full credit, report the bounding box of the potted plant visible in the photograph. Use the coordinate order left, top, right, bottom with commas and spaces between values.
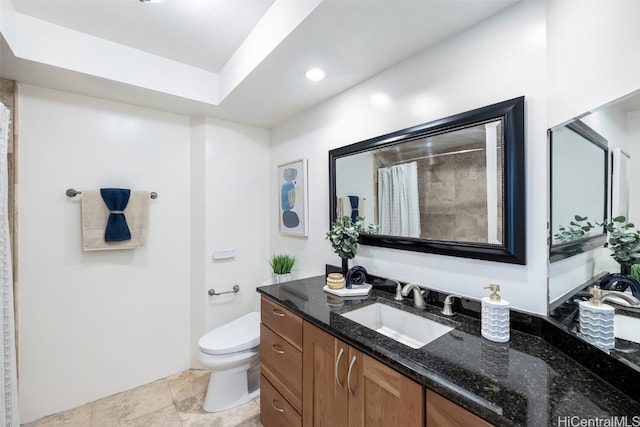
600, 216, 640, 264
326, 216, 377, 275
268, 254, 296, 284
599, 216, 640, 297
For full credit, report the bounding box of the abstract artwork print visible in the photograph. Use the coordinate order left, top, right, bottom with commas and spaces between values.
278, 159, 308, 236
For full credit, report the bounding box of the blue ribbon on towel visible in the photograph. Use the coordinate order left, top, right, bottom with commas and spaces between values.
100, 188, 132, 242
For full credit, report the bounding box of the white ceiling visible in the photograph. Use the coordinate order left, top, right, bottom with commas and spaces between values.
0, 0, 519, 128
10, 0, 276, 73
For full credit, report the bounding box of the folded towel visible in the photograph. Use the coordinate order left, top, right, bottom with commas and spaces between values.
337, 196, 352, 220
82, 190, 150, 251
100, 188, 131, 241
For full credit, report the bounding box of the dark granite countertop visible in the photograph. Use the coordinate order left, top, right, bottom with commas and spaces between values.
257, 275, 640, 427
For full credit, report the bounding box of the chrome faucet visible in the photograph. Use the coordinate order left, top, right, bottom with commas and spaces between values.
441, 295, 462, 316
401, 283, 427, 309
589, 285, 640, 307
599, 275, 640, 298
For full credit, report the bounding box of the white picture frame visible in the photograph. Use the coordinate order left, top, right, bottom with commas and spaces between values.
278, 158, 308, 236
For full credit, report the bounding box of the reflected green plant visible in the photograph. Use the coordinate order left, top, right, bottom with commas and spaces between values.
554, 215, 595, 243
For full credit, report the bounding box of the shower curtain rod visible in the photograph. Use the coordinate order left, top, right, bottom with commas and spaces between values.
379, 147, 494, 167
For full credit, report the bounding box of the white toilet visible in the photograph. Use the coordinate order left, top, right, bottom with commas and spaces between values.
197, 311, 261, 412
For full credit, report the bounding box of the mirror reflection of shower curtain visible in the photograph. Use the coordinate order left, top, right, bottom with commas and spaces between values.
378, 162, 421, 238
0, 102, 19, 426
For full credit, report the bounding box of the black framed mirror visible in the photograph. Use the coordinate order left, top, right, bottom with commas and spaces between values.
548, 120, 608, 262
329, 96, 526, 264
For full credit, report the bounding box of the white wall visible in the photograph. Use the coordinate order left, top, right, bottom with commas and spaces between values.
547, 0, 640, 306
270, 1, 549, 314
17, 85, 192, 422
547, 0, 640, 128
195, 117, 269, 364
189, 117, 269, 366
16, 84, 270, 422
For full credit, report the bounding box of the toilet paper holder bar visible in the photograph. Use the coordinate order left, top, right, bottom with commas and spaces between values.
208, 285, 240, 296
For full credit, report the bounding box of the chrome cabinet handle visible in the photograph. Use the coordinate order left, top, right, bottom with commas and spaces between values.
271, 344, 285, 354
335, 347, 345, 388
272, 309, 285, 317
347, 355, 357, 396
272, 399, 285, 413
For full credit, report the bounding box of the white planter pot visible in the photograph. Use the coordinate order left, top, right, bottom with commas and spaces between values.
272, 273, 292, 284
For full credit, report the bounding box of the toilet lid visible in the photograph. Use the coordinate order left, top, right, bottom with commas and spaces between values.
199, 311, 260, 355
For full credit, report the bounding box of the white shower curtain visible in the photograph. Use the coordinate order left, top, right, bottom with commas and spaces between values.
378, 161, 421, 238
0, 102, 19, 427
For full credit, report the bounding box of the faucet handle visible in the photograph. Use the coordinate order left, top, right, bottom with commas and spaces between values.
442, 295, 462, 316
393, 280, 403, 301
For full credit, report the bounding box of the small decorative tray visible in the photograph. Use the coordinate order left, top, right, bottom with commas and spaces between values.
323, 283, 372, 297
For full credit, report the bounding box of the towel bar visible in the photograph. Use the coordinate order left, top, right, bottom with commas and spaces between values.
208, 285, 240, 296
66, 188, 158, 199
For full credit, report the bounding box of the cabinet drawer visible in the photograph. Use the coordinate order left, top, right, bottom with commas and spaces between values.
260, 323, 302, 412
261, 297, 303, 350
261, 374, 302, 427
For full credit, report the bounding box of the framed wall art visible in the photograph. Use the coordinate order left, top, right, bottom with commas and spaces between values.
278, 158, 308, 236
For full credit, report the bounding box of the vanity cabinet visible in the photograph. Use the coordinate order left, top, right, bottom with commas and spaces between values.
302, 321, 424, 427
260, 296, 493, 427
426, 389, 494, 427
260, 297, 303, 427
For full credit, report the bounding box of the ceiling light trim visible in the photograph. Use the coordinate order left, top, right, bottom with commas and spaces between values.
5, 11, 219, 105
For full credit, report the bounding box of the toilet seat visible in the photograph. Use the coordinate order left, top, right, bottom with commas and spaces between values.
199, 311, 260, 355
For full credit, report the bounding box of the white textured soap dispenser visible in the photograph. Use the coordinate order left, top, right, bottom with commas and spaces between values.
578, 286, 615, 350
481, 284, 510, 343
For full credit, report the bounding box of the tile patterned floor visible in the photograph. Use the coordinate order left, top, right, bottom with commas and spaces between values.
22, 369, 263, 427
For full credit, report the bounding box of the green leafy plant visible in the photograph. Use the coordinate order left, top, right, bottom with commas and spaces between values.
553, 215, 595, 243
326, 216, 378, 259
268, 254, 296, 274
600, 216, 640, 264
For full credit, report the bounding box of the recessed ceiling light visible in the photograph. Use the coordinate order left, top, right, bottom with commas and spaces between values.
305, 68, 325, 82
139, 0, 162, 3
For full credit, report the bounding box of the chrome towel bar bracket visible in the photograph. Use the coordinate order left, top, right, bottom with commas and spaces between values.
208, 285, 240, 296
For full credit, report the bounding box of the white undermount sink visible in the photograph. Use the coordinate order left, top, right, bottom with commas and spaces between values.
341, 302, 454, 349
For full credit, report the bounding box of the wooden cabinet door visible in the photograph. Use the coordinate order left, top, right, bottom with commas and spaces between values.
426, 390, 494, 427
349, 348, 424, 427
303, 322, 349, 427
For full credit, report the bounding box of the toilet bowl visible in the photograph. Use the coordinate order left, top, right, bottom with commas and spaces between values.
198, 311, 261, 412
